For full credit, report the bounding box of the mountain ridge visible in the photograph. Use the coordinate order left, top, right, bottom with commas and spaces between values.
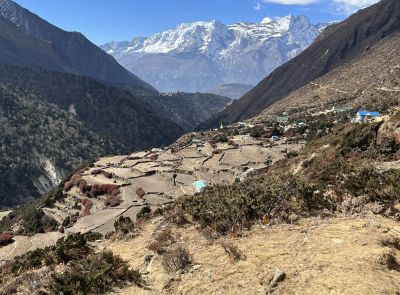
0, 0, 156, 94
102, 15, 328, 92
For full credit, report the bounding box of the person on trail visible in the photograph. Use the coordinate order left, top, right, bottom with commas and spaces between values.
173, 173, 177, 186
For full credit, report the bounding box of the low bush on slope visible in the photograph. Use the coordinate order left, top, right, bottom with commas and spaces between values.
0, 233, 146, 294
175, 174, 331, 234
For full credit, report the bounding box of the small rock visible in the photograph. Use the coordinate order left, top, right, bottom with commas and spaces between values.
265, 268, 286, 294
270, 268, 286, 286
144, 255, 154, 266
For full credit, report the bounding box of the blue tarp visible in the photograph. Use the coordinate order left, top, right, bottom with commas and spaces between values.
194, 180, 208, 192
357, 110, 380, 117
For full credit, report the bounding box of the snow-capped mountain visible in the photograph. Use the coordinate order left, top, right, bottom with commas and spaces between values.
102, 15, 328, 93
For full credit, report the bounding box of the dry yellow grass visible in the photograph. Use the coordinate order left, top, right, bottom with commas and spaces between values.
101, 214, 400, 295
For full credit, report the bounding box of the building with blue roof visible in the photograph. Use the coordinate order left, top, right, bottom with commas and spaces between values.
354, 110, 381, 123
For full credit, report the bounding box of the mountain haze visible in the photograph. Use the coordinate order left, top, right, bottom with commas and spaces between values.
209, 83, 254, 100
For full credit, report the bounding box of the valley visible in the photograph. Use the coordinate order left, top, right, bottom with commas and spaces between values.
1, 0, 400, 294
0, 130, 302, 260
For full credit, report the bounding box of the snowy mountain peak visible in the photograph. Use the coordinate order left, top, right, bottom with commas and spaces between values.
261, 17, 273, 24
101, 15, 329, 93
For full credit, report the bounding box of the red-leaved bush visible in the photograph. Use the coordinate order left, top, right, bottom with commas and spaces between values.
64, 181, 74, 192
0, 232, 14, 246
89, 184, 120, 197
111, 189, 120, 196
136, 188, 146, 199
104, 195, 122, 207
149, 154, 158, 161
91, 169, 113, 178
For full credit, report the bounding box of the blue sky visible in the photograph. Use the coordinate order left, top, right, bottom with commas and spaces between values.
14, 0, 379, 45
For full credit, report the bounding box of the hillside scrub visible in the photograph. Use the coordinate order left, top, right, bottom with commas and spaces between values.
0, 233, 145, 294
172, 118, 400, 235
174, 174, 331, 234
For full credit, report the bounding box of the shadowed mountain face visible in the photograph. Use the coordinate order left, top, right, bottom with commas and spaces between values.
0, 0, 156, 95
0, 64, 184, 151
0, 16, 75, 73
200, 0, 400, 129
0, 83, 124, 208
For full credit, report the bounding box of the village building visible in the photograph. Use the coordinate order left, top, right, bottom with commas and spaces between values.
353, 110, 381, 123
276, 115, 289, 123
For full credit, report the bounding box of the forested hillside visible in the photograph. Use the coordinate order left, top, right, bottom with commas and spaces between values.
0, 84, 122, 208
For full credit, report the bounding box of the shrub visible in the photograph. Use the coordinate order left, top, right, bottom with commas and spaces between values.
286, 150, 299, 158
212, 134, 228, 143
220, 242, 244, 262
175, 174, 329, 234
79, 180, 91, 193
148, 228, 175, 254
89, 184, 119, 197
50, 251, 146, 294
111, 189, 120, 196
9, 233, 90, 275
70, 174, 83, 186
162, 246, 192, 273
249, 126, 265, 138
91, 169, 103, 175
341, 166, 400, 202
336, 123, 381, 155
81, 199, 93, 216
105, 172, 114, 178
114, 216, 135, 235
136, 188, 146, 199
0, 232, 14, 246
104, 195, 121, 207
22, 208, 58, 234
137, 206, 152, 220
64, 181, 74, 192
149, 154, 158, 161
84, 231, 103, 242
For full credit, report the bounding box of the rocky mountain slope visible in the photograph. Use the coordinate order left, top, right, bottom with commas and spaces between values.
0, 65, 184, 150
0, 15, 75, 73
0, 0, 231, 208
0, 83, 123, 209
102, 15, 326, 93
260, 31, 400, 118
209, 83, 254, 100
0, 0, 155, 95
200, 0, 400, 129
